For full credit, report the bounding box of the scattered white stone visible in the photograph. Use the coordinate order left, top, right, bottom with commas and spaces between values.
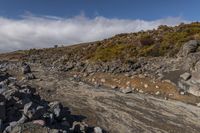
100, 78, 106, 83
155, 91, 160, 95
144, 84, 148, 88
126, 81, 130, 85
113, 79, 118, 81
94, 127, 103, 133
139, 89, 144, 93
139, 74, 145, 78
111, 85, 117, 89
92, 78, 95, 82
196, 103, 200, 107
125, 73, 131, 77
73, 75, 78, 78
180, 91, 185, 95
83, 73, 88, 77
155, 85, 159, 89
33, 120, 46, 126
121, 88, 132, 94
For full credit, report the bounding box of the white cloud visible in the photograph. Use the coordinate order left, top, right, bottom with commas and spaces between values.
0, 15, 187, 52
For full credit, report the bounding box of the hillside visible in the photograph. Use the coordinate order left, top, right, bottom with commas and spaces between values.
11, 22, 200, 61
1, 22, 200, 133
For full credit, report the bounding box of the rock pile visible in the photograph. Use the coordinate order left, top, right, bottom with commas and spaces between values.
0, 66, 103, 133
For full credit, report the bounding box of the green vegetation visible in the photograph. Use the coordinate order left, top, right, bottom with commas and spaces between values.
91, 43, 127, 62
90, 22, 200, 61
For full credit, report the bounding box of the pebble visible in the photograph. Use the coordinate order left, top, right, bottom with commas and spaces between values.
94, 127, 103, 133
100, 78, 106, 83
121, 88, 132, 94
33, 120, 46, 126
139, 89, 144, 93
155, 85, 159, 89
155, 91, 160, 95
144, 84, 148, 88
196, 103, 200, 107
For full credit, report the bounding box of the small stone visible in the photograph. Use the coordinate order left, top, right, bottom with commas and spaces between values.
33, 120, 46, 126
126, 81, 130, 85
121, 88, 132, 94
180, 91, 185, 95
25, 73, 36, 80
144, 84, 148, 88
73, 75, 78, 78
92, 78, 95, 82
100, 78, 106, 83
125, 73, 131, 77
111, 85, 117, 89
83, 73, 88, 77
180, 72, 191, 81
155, 85, 159, 89
155, 91, 160, 95
139, 89, 144, 93
94, 127, 103, 133
21, 63, 31, 74
49, 101, 63, 118
196, 103, 200, 107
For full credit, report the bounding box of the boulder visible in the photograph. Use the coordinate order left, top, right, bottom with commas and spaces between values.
178, 40, 199, 57
21, 63, 31, 74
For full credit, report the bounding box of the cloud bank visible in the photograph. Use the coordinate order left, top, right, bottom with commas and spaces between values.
0, 15, 187, 52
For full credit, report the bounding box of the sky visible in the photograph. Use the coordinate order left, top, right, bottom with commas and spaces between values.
0, 0, 199, 52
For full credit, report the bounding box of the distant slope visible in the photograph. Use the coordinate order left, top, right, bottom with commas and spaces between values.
1, 22, 200, 63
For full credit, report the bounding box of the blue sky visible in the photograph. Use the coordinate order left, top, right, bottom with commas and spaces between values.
0, 0, 199, 20
0, 0, 198, 52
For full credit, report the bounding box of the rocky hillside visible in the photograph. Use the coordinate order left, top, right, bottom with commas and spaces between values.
1, 22, 200, 133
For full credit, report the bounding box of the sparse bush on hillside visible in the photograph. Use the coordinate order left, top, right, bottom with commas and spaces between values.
139, 33, 154, 46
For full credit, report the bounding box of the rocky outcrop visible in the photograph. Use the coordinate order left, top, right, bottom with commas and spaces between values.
0, 66, 104, 133
178, 40, 200, 57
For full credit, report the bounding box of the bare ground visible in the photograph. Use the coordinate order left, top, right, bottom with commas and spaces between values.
13, 64, 200, 133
